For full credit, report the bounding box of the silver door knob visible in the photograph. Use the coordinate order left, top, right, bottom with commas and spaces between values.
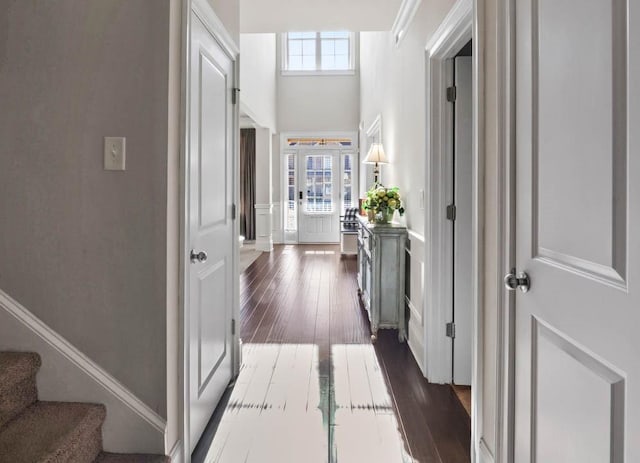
504, 269, 530, 293
190, 250, 208, 263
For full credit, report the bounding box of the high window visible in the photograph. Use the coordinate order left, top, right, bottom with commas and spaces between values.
283, 32, 354, 74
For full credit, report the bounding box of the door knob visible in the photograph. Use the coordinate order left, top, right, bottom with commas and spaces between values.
190, 250, 208, 263
504, 269, 530, 293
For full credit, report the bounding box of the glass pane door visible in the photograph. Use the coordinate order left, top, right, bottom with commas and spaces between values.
305, 154, 334, 213
298, 151, 340, 243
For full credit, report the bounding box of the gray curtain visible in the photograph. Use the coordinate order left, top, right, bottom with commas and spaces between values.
240, 129, 256, 240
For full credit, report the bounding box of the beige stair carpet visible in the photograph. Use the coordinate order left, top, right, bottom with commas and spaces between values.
0, 352, 169, 462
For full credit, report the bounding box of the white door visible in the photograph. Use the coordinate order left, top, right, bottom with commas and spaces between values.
514, 1, 638, 461
298, 150, 340, 243
188, 14, 234, 452
452, 56, 472, 386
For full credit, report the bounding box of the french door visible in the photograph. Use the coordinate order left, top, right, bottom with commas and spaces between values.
298, 151, 340, 243
283, 142, 357, 244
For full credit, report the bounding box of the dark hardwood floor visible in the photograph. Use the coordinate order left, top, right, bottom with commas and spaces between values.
194, 244, 470, 463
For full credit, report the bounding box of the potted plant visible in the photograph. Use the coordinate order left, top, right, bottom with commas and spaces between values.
365, 186, 405, 224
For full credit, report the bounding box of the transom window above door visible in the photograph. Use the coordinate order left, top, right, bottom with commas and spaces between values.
282, 32, 355, 74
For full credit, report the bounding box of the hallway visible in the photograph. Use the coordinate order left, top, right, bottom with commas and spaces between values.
195, 245, 470, 462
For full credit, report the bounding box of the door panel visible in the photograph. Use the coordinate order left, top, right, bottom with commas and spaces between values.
199, 52, 228, 228
453, 56, 472, 386
532, 320, 624, 463
515, 0, 636, 461
533, 0, 627, 286
197, 259, 228, 392
188, 13, 234, 452
298, 152, 340, 243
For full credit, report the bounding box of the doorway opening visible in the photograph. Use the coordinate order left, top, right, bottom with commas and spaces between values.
448, 39, 473, 414
423, 0, 477, 430
281, 133, 358, 244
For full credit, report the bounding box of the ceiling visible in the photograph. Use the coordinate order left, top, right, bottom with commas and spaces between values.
240, 0, 404, 33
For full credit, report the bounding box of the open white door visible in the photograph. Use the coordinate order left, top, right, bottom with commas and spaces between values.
452, 56, 472, 386
187, 13, 235, 452
298, 151, 340, 243
514, 1, 638, 460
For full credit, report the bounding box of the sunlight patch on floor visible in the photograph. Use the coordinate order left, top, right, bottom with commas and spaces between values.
205, 344, 326, 463
332, 344, 416, 463
204, 343, 414, 463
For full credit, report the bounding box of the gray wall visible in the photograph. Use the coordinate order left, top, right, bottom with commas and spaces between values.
0, 0, 170, 416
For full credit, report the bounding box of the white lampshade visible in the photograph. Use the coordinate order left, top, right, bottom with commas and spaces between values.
363, 143, 389, 164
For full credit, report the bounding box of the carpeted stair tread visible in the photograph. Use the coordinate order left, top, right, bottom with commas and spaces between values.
0, 401, 106, 463
0, 352, 41, 392
0, 352, 41, 428
94, 452, 170, 463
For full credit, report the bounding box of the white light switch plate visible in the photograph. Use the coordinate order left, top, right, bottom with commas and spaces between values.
104, 137, 126, 171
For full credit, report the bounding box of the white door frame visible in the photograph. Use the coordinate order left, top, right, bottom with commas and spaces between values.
179, 0, 240, 461
423, 0, 473, 384
473, 0, 515, 461
279, 131, 359, 244
423, 0, 515, 462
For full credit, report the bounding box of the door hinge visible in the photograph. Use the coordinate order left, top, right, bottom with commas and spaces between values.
446, 86, 457, 102
232, 203, 237, 220
446, 204, 456, 221
446, 322, 456, 338
232, 87, 240, 105
231, 318, 236, 335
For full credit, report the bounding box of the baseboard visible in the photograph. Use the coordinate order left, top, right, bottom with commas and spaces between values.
255, 203, 274, 251
406, 296, 426, 377
168, 440, 184, 463
255, 235, 274, 252
0, 289, 166, 454
478, 438, 495, 463
405, 230, 426, 376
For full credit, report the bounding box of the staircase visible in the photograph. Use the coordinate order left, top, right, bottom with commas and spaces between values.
0, 352, 169, 463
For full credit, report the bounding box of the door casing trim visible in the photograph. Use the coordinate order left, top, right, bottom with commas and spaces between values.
423, 0, 473, 384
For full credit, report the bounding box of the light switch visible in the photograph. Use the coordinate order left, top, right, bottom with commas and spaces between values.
104, 137, 126, 171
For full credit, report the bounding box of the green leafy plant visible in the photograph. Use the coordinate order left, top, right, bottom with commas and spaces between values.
365, 186, 405, 222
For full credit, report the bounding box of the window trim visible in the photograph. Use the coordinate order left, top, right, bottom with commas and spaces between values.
281, 32, 356, 76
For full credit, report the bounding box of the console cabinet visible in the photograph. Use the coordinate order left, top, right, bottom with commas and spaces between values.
356, 216, 407, 342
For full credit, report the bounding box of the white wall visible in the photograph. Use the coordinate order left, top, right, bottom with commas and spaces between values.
360, 1, 456, 238
359, 0, 456, 370
240, 33, 277, 132
206, 0, 240, 44
277, 35, 360, 132
271, 135, 283, 242
361, 1, 508, 459
254, 128, 274, 251
240, 0, 402, 33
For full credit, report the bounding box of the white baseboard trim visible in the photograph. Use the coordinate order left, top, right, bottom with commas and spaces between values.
168, 440, 184, 463
0, 289, 166, 453
478, 438, 495, 463
255, 203, 274, 251
405, 230, 426, 376
405, 294, 423, 326
255, 236, 274, 252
